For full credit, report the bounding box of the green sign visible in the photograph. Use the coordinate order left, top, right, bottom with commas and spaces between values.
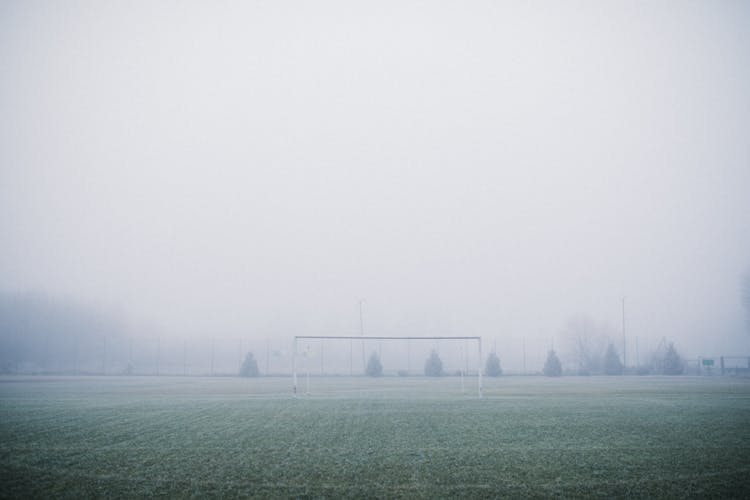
702, 359, 714, 366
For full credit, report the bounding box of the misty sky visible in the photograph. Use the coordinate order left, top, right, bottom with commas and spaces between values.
1, 0, 749, 362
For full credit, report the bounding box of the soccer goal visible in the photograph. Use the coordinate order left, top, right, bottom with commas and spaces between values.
292, 335, 483, 397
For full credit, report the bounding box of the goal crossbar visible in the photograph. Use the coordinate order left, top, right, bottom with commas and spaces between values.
292, 335, 483, 398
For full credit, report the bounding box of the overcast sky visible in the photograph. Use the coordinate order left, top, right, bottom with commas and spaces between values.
1, 0, 749, 361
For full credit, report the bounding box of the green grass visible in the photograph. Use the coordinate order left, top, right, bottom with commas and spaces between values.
1, 375, 749, 498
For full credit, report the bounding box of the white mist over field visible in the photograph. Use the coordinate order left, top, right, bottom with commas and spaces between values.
1, 0, 749, 372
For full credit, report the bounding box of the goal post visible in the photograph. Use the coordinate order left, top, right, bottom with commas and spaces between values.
292, 335, 483, 398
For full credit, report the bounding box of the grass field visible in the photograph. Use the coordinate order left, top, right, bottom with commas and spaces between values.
1, 375, 749, 498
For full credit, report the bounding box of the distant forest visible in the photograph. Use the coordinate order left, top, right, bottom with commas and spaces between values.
0, 292, 126, 373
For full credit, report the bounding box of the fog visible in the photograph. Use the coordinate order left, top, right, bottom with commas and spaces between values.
1, 1, 749, 374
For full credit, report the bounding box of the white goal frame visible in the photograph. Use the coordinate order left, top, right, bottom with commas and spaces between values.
292, 335, 483, 398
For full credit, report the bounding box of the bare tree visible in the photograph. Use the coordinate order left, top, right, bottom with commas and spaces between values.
561, 315, 610, 374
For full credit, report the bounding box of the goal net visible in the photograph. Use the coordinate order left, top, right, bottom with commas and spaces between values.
292, 335, 483, 397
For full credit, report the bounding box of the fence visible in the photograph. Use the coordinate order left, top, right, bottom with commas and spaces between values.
695, 356, 750, 376
1, 335, 292, 376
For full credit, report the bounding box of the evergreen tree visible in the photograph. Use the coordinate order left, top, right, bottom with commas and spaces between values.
543, 349, 562, 377
365, 351, 383, 377
604, 343, 623, 375
239, 352, 259, 377
424, 350, 443, 376
662, 342, 684, 375
485, 352, 502, 377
